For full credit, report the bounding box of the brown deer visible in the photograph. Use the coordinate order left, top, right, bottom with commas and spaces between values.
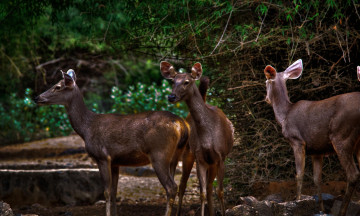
34, 69, 189, 216
160, 62, 234, 216
264, 59, 360, 216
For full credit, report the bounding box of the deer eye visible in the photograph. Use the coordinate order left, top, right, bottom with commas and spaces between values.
184, 80, 190, 85
55, 85, 61, 90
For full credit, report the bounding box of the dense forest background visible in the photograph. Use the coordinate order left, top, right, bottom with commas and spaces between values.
1, 0, 360, 203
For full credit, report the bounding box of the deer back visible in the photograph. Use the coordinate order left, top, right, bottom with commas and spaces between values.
264, 61, 360, 154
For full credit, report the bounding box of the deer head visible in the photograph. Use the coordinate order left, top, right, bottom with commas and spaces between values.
264, 59, 303, 105
160, 61, 202, 103
35, 69, 78, 106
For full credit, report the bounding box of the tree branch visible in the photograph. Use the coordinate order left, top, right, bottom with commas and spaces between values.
210, 8, 233, 55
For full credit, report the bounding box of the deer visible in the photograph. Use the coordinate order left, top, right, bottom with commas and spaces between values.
34, 69, 190, 216
264, 59, 360, 216
160, 62, 234, 216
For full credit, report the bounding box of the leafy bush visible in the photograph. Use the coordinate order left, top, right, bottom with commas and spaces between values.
110, 79, 188, 118
0, 88, 72, 145
0, 80, 191, 145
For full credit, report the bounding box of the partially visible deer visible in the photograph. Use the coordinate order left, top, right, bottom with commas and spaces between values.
264, 59, 360, 216
35, 69, 189, 216
160, 62, 234, 216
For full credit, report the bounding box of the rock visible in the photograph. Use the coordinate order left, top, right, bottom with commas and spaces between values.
0, 201, 14, 216
226, 204, 256, 216
238, 196, 258, 206
264, 193, 284, 203
253, 200, 272, 216
235, 196, 272, 216
273, 196, 317, 216
0, 169, 104, 206
95, 200, 106, 205
226, 196, 318, 216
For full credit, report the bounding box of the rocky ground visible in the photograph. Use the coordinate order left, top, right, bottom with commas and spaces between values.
1, 135, 360, 216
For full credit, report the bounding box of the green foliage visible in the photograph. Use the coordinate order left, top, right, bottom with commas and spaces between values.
4, 0, 354, 102
0, 80, 191, 145
113, 59, 164, 89
255, 3, 268, 16
0, 88, 72, 145
110, 79, 188, 118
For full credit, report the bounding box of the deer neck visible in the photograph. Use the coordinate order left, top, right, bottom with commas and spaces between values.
65, 88, 96, 139
185, 86, 210, 125
271, 83, 292, 127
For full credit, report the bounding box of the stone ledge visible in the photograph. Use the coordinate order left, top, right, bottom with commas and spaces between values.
0, 169, 104, 207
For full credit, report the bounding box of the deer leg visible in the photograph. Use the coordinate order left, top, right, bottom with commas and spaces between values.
177, 147, 195, 216
98, 156, 113, 216
337, 180, 358, 216
217, 160, 226, 216
170, 148, 185, 178
291, 141, 306, 200
151, 157, 177, 216
110, 166, 119, 215
312, 155, 324, 212
206, 165, 217, 216
196, 160, 208, 216
338, 165, 359, 216
331, 144, 359, 216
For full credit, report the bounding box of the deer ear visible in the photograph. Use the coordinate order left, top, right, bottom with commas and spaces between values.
62, 69, 76, 87
160, 61, 177, 79
191, 62, 202, 80
66, 69, 77, 82
284, 59, 303, 80
264, 65, 276, 80
357, 66, 360, 82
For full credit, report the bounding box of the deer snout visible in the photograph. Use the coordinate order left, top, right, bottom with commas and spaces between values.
34, 95, 47, 105
168, 94, 177, 102
34, 96, 40, 103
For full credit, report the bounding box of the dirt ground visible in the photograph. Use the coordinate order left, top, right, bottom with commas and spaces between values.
0, 135, 356, 216
9, 172, 204, 216
12, 201, 202, 216
0, 135, 209, 216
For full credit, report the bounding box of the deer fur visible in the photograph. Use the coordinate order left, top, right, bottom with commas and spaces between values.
35, 69, 189, 216
161, 62, 234, 216
264, 60, 360, 216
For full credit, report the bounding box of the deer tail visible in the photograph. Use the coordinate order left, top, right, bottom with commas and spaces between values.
199, 76, 210, 102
